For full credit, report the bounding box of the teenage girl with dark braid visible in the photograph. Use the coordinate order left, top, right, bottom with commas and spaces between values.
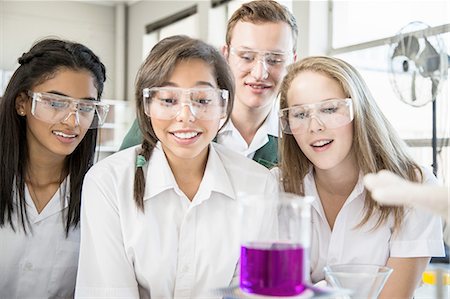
0, 38, 109, 298
75, 35, 276, 299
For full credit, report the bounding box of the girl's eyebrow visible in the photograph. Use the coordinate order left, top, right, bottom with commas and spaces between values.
290, 98, 343, 107
43, 90, 96, 101
160, 81, 216, 88
194, 81, 215, 88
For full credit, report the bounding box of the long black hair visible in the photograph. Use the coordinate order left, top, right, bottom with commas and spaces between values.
0, 38, 106, 234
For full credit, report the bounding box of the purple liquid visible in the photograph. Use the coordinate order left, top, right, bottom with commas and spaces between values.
240, 242, 306, 296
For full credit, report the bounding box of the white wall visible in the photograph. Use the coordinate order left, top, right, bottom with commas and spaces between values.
0, 0, 330, 100
0, 0, 116, 98
126, 0, 329, 101
126, 0, 199, 102
0, 0, 329, 152
292, 0, 328, 59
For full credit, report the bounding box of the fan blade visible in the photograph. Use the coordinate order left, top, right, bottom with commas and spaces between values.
416, 38, 440, 76
392, 35, 420, 60
411, 71, 416, 102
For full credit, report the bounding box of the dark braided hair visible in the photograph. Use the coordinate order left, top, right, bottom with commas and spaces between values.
0, 38, 106, 234
133, 35, 235, 210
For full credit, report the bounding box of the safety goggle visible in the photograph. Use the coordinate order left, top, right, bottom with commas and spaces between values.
28, 91, 110, 129
142, 87, 229, 120
229, 46, 291, 74
279, 98, 354, 134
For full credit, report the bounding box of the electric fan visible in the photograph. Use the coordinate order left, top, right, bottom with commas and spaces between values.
388, 21, 449, 174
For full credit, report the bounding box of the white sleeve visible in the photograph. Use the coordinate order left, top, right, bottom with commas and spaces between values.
269, 167, 283, 191
421, 166, 438, 185
75, 169, 139, 298
269, 167, 280, 180
390, 167, 445, 258
265, 170, 279, 196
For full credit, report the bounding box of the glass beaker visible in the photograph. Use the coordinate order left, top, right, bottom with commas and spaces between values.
324, 264, 393, 299
239, 192, 313, 296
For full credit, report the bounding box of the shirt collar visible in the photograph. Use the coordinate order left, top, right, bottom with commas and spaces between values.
193, 143, 236, 204
345, 172, 366, 206
263, 105, 279, 137
304, 168, 321, 212
143, 143, 236, 202
143, 143, 179, 200
218, 103, 279, 138
24, 176, 70, 222
218, 116, 236, 134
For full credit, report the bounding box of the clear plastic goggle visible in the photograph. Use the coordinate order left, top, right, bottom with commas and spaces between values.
279, 98, 354, 134
28, 91, 110, 129
229, 46, 291, 73
143, 87, 229, 120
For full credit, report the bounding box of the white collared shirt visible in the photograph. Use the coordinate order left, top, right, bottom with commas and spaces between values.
271, 167, 445, 283
75, 143, 277, 299
216, 105, 279, 159
0, 179, 80, 299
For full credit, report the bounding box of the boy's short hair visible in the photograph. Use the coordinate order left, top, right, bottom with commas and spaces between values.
226, 0, 298, 52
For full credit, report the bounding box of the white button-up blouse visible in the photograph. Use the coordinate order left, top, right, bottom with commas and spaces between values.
0, 180, 80, 299
304, 168, 444, 282
271, 167, 445, 283
75, 142, 277, 299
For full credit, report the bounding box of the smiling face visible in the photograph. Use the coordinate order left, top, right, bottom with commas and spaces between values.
16, 68, 98, 162
287, 71, 355, 171
224, 21, 294, 113
150, 58, 223, 167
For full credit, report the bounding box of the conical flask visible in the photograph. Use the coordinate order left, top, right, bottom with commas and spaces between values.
324, 264, 393, 299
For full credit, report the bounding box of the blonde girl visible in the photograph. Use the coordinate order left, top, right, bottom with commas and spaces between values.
276, 56, 444, 298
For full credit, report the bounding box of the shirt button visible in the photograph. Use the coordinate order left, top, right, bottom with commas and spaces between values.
182, 265, 189, 273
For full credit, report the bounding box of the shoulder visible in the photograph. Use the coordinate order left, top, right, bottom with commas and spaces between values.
270, 167, 288, 192
212, 144, 278, 195
270, 166, 280, 180
87, 145, 139, 178
418, 166, 438, 185
212, 142, 271, 175
211, 143, 277, 194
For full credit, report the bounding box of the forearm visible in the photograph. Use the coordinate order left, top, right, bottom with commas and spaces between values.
379, 257, 430, 299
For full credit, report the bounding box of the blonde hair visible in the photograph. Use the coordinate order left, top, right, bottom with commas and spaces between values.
133, 35, 235, 210
279, 56, 422, 231
226, 0, 298, 53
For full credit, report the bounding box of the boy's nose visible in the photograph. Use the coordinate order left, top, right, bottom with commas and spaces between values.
250, 59, 269, 80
